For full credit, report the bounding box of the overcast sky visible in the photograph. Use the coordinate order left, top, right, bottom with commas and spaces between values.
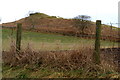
0, 0, 119, 27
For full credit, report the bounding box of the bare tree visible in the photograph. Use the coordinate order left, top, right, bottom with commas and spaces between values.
73, 15, 91, 34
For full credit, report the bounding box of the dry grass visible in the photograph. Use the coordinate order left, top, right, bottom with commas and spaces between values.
3, 45, 92, 69
2, 42, 118, 72
2, 41, 120, 78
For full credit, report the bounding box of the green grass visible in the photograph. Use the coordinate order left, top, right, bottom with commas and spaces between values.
2, 28, 118, 51
2, 65, 120, 78
2, 28, 91, 43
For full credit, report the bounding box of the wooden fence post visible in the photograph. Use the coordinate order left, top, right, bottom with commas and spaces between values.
93, 20, 101, 64
16, 23, 22, 53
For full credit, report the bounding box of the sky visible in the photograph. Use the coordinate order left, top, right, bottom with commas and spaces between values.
0, 0, 120, 27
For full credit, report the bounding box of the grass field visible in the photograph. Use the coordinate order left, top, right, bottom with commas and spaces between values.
2, 28, 118, 51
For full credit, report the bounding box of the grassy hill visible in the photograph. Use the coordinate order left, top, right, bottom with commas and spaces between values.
2, 12, 119, 41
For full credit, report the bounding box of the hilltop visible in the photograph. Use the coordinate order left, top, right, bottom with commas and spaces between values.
2, 12, 119, 40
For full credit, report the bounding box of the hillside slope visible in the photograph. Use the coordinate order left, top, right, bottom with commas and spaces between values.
2, 13, 119, 41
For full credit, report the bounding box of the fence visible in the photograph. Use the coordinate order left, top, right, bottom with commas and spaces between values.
2, 20, 120, 65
